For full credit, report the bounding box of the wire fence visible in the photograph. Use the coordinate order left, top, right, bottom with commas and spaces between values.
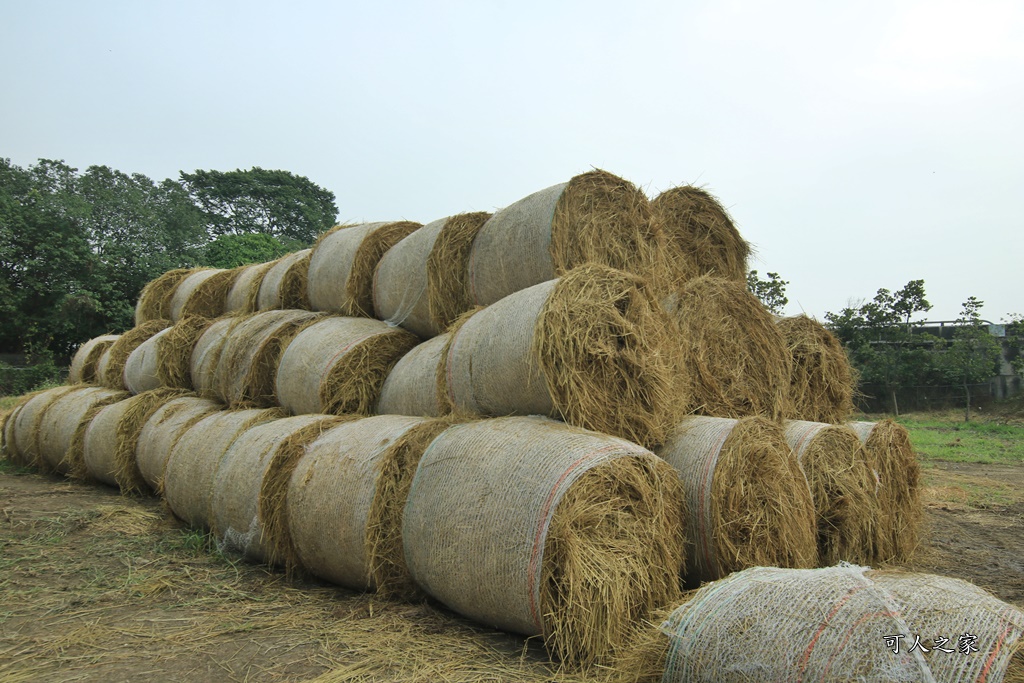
856, 383, 999, 413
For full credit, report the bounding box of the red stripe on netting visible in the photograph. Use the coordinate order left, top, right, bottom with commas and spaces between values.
526, 444, 624, 632
697, 429, 730, 577
796, 585, 867, 682
978, 618, 1015, 683
818, 610, 899, 682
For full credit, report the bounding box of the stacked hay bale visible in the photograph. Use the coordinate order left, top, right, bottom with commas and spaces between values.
99, 320, 171, 390
777, 314, 856, 423
257, 250, 313, 311
135, 268, 196, 324
169, 268, 238, 321
68, 334, 120, 384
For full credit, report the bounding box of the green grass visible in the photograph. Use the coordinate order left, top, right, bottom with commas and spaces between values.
897, 415, 1024, 464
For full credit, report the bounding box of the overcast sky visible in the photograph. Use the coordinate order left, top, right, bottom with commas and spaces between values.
2, 0, 1021, 321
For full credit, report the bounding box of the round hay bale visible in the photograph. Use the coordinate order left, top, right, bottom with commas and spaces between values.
100, 320, 171, 391
155, 315, 213, 390
375, 334, 451, 416
80, 396, 132, 487
210, 414, 342, 562
135, 267, 196, 324
5, 386, 83, 467
626, 564, 1024, 683
276, 316, 419, 416
849, 419, 922, 563
168, 269, 227, 322
37, 386, 127, 476
444, 264, 683, 449
665, 275, 794, 420
225, 262, 275, 314
372, 213, 492, 338
403, 416, 687, 667
650, 185, 749, 285
135, 396, 223, 492
777, 314, 857, 423
163, 407, 289, 530
279, 250, 312, 310
468, 169, 664, 306
123, 327, 171, 394
256, 250, 311, 311
1, 404, 20, 463
189, 317, 239, 399
68, 334, 120, 384
282, 415, 450, 596
784, 420, 882, 566
308, 221, 422, 317
656, 416, 817, 585
215, 310, 323, 408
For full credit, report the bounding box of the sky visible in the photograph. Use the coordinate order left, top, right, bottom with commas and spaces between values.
2, 0, 1022, 322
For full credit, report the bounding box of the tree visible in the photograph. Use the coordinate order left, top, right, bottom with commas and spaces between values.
201, 233, 291, 269
937, 297, 1001, 421
825, 279, 935, 414
747, 270, 789, 315
179, 167, 338, 244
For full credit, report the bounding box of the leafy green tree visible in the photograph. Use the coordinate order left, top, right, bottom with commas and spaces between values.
936, 297, 1001, 421
201, 233, 291, 269
746, 270, 789, 315
179, 167, 338, 244
825, 279, 935, 414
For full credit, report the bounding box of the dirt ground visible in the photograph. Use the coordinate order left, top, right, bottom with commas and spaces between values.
1, 461, 1022, 682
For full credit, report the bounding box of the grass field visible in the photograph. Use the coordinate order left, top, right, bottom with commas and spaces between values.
889, 411, 1024, 464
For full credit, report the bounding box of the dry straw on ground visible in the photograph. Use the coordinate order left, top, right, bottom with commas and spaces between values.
849, 419, 923, 564
134, 396, 223, 492
403, 416, 686, 668
100, 320, 171, 391
257, 250, 312, 311
123, 327, 171, 394
135, 267, 195, 324
777, 314, 857, 423
615, 564, 1024, 683
376, 334, 452, 416
468, 169, 665, 306
665, 275, 794, 420
373, 213, 492, 338
5, 385, 86, 468
163, 407, 292, 531
68, 334, 120, 384
225, 262, 275, 314
169, 268, 238, 322
279, 415, 451, 596
211, 414, 340, 563
650, 185, 749, 285
784, 420, 882, 566
444, 264, 682, 449
276, 316, 419, 416
308, 221, 422, 317
214, 310, 323, 408
36, 386, 127, 476
156, 315, 213, 389
656, 416, 818, 585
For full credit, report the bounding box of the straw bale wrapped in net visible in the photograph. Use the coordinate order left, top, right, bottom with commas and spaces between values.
135, 396, 222, 492
650, 186, 749, 285
4, 386, 83, 467
778, 314, 856, 423
375, 334, 451, 416
276, 316, 419, 416
849, 419, 922, 563
68, 334, 120, 384
372, 213, 492, 338
444, 264, 682, 449
100, 320, 171, 391
403, 416, 687, 667
168, 268, 238, 322
257, 250, 312, 311
163, 407, 289, 530
135, 267, 196, 324
468, 169, 665, 306
1, 404, 19, 462
189, 317, 238, 399
656, 416, 817, 585
665, 275, 794, 420
225, 262, 275, 314
36, 386, 127, 475
210, 414, 343, 563
123, 328, 171, 394
618, 564, 1024, 683
784, 420, 883, 565
214, 310, 323, 408
309, 221, 422, 317
281, 415, 450, 596
155, 315, 213, 390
